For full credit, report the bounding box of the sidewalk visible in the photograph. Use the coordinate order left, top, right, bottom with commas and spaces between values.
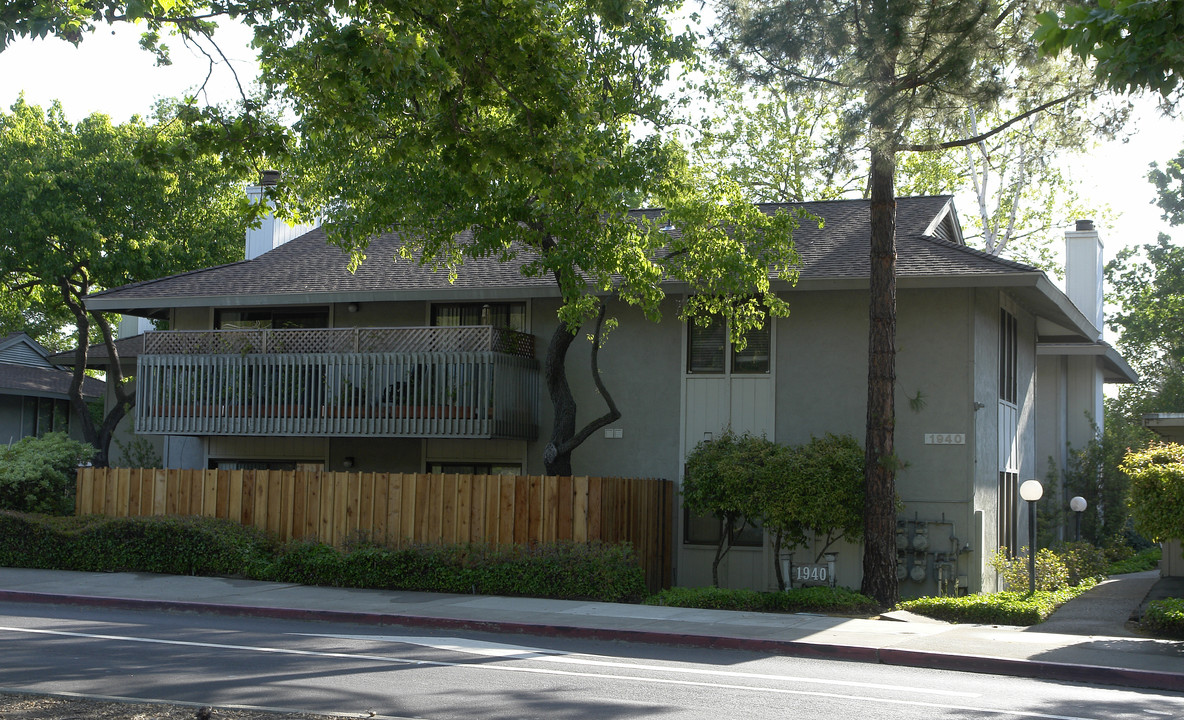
1, 567, 1181, 692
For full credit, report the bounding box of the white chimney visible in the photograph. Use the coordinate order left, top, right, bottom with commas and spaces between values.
244, 171, 320, 260
1065, 219, 1104, 339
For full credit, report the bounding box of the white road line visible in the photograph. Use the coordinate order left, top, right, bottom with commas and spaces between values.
297, 632, 981, 698
0, 625, 1114, 720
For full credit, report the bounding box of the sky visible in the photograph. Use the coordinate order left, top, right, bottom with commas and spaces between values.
1, 17, 1181, 275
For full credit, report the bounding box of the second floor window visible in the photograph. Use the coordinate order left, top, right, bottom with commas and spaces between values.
687, 316, 771, 374
432, 302, 526, 332
215, 307, 328, 330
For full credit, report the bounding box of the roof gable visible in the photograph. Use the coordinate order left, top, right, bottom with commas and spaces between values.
0, 333, 54, 369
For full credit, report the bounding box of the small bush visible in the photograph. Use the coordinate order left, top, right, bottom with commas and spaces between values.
1141, 598, 1184, 639
989, 547, 1070, 591
644, 585, 876, 614
1054, 541, 1109, 586
0, 433, 95, 515
897, 584, 1094, 625
1107, 546, 1161, 575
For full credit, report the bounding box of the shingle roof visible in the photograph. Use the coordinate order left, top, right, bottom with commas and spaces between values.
0, 363, 104, 399
87, 195, 1040, 307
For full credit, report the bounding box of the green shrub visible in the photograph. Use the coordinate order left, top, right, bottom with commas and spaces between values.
1141, 598, 1184, 639
0, 433, 95, 514
988, 547, 1071, 591
1053, 541, 1109, 586
0, 511, 273, 574
644, 585, 876, 614
1107, 546, 1162, 574
897, 584, 1093, 625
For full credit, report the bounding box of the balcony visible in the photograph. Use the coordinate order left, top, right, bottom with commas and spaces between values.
135, 327, 539, 440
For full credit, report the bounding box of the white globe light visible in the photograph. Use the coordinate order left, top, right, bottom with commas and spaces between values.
1019, 479, 1044, 502
1070, 496, 1088, 513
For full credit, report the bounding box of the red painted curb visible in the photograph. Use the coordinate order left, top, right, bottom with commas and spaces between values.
3, 590, 1182, 693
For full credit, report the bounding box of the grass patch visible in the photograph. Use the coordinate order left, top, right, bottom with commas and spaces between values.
1107, 546, 1161, 575
896, 582, 1095, 625
644, 585, 877, 614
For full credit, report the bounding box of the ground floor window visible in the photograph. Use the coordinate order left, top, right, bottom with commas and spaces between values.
428, 462, 521, 475
999, 471, 1018, 557
21, 396, 70, 437
210, 460, 325, 471
683, 507, 764, 547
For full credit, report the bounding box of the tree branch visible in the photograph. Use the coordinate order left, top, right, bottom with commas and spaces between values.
554, 300, 621, 455
897, 93, 1083, 152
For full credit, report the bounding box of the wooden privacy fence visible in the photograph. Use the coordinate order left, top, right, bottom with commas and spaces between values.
76, 468, 673, 591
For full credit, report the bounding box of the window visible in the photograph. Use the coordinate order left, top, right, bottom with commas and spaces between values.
431, 302, 526, 332
682, 507, 764, 547
210, 460, 325, 471
687, 316, 771, 374
999, 308, 1017, 405
428, 462, 521, 475
999, 471, 1018, 558
22, 396, 71, 437
215, 307, 329, 330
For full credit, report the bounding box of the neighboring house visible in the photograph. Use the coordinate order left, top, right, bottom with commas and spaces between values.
79, 193, 1136, 595
0, 332, 104, 445
1139, 414, 1184, 578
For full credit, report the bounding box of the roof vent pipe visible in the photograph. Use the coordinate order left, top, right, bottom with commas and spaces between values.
1075, 219, 1094, 232
260, 170, 281, 187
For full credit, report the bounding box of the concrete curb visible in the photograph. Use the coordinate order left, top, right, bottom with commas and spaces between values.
4, 590, 1183, 693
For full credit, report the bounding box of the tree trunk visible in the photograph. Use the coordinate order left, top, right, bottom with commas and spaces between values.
541, 299, 622, 476
861, 143, 901, 608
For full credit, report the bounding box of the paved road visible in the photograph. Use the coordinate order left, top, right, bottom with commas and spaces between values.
2, 601, 1183, 720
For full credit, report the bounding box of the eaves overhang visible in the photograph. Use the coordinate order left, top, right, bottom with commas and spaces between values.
1037, 341, 1139, 384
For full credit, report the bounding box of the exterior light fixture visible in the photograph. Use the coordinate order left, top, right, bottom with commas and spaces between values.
343, 457, 355, 469
1069, 495, 1088, 542
703, 431, 713, 443
347, 303, 359, 313
1019, 479, 1043, 595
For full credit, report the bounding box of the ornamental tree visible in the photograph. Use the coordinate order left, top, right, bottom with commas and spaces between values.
760, 434, 865, 590
1121, 443, 1184, 545
0, 98, 255, 466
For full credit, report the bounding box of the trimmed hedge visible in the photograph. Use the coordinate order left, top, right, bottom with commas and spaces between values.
0, 511, 647, 603
644, 585, 877, 614
896, 583, 1095, 625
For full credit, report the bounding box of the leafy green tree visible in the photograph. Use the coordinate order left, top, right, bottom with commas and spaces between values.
1036, 0, 1184, 98
760, 434, 865, 590
0, 98, 254, 466
2, 2, 803, 477
682, 430, 774, 587
1121, 443, 1184, 546
714, 0, 1098, 605
0, 432, 96, 515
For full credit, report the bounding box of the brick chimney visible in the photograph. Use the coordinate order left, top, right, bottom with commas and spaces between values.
1064, 219, 1103, 339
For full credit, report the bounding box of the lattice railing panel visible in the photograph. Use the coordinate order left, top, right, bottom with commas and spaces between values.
144, 326, 535, 358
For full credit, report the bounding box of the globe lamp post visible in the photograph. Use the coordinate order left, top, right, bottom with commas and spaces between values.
1019, 480, 1044, 595
1069, 496, 1087, 543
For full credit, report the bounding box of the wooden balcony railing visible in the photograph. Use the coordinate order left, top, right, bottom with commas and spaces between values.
135, 328, 539, 439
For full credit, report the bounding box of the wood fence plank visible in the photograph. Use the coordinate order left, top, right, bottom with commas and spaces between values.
426, 474, 443, 544
500, 477, 516, 544
332, 472, 349, 546
112, 468, 129, 517
484, 477, 499, 543
267, 470, 284, 536
174, 469, 189, 516
165, 469, 180, 516
401, 474, 417, 544
515, 476, 532, 545
75, 467, 92, 515
318, 471, 334, 542
388, 473, 406, 545
291, 472, 308, 541
152, 469, 167, 516
92, 469, 107, 515
572, 477, 589, 543
202, 470, 218, 518
127, 469, 142, 516
255, 469, 270, 530
190, 470, 205, 515
587, 477, 602, 541
305, 471, 322, 539
440, 474, 458, 544
543, 476, 559, 543
372, 473, 389, 544
414, 475, 432, 543
456, 474, 472, 544
227, 470, 243, 523
240, 471, 256, 528
557, 476, 572, 542
360, 472, 375, 539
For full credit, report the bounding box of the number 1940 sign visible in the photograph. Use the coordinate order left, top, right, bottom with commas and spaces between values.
782, 553, 838, 589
